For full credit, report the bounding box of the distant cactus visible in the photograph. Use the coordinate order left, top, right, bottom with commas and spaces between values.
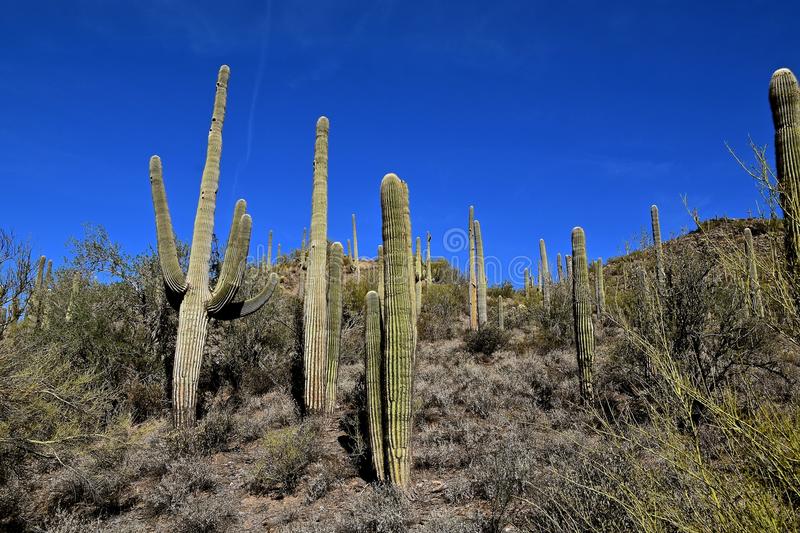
540, 239, 550, 309
651, 205, 665, 290
352, 213, 360, 280
474, 220, 488, 326
277, 243, 282, 263
498, 295, 505, 330
415, 236, 422, 315
565, 254, 573, 281
267, 230, 273, 268
425, 231, 432, 285
468, 206, 478, 331
26, 255, 46, 326
571, 227, 595, 403
364, 290, 384, 480
769, 68, 800, 305
595, 258, 606, 316
302, 116, 330, 413
524, 268, 531, 299
325, 242, 344, 414
556, 253, 563, 283
65, 272, 81, 323
744, 228, 765, 318
377, 244, 385, 313
42, 260, 53, 328
148, 66, 279, 427
376, 173, 416, 487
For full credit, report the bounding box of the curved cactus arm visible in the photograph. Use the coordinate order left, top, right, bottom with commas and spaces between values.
211, 199, 246, 291
208, 213, 252, 314
149, 155, 187, 297
211, 271, 279, 321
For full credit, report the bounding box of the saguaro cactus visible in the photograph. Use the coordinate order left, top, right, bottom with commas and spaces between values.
540, 239, 551, 310
352, 213, 360, 280
364, 290, 384, 480
65, 272, 80, 323
302, 227, 307, 251
571, 227, 595, 403
42, 260, 53, 328
347, 239, 352, 261
415, 236, 422, 314
303, 116, 330, 413
325, 242, 344, 414
651, 205, 666, 290
498, 295, 505, 331
744, 228, 765, 318
524, 268, 531, 299
425, 231, 432, 285
566, 255, 573, 281
377, 244, 385, 312
556, 253, 563, 283
149, 66, 279, 428
769, 68, 800, 305
267, 230, 273, 268
379, 173, 416, 487
468, 206, 478, 331
595, 258, 606, 315
474, 220, 488, 326
26, 255, 46, 326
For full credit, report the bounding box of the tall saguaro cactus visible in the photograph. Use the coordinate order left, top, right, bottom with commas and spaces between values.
267, 230, 273, 268
769, 68, 800, 306
379, 173, 416, 487
325, 242, 344, 414
425, 231, 432, 285
149, 66, 279, 428
303, 116, 331, 413
42, 260, 53, 328
364, 290, 384, 480
377, 244, 385, 313
595, 258, 606, 315
571, 227, 595, 403
26, 255, 46, 326
566, 255, 573, 281
744, 228, 765, 318
352, 213, 360, 280
556, 253, 563, 283
474, 220, 488, 326
468, 206, 478, 331
415, 236, 423, 314
651, 205, 666, 290
539, 239, 551, 310
524, 268, 531, 299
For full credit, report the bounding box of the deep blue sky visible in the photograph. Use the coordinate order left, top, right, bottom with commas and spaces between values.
3, 1, 798, 285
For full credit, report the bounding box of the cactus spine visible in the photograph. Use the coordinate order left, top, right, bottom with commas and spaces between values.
352, 213, 360, 280
364, 290, 384, 480
498, 295, 505, 331
651, 205, 665, 290
415, 236, 422, 314
571, 227, 595, 403
595, 258, 606, 315
744, 228, 765, 318
769, 68, 800, 306
425, 231, 432, 285
474, 220, 488, 327
302, 116, 330, 413
149, 66, 279, 427
325, 242, 344, 414
380, 173, 415, 487
468, 206, 478, 331
540, 239, 551, 310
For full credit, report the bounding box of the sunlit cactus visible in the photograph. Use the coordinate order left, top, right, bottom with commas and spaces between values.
571, 227, 595, 403
363, 290, 384, 480
651, 205, 665, 290
267, 229, 273, 268
769, 68, 800, 305
540, 239, 550, 310
468, 206, 478, 331
302, 116, 331, 413
595, 258, 606, 316
148, 66, 279, 427
524, 267, 531, 299
566, 254, 573, 281
65, 271, 81, 323
352, 213, 360, 280
744, 228, 765, 318
425, 231, 432, 285
41, 260, 53, 328
377, 244, 385, 313
415, 236, 422, 315
474, 220, 488, 326
324, 242, 344, 414
498, 295, 505, 331
556, 253, 563, 283
26, 255, 46, 326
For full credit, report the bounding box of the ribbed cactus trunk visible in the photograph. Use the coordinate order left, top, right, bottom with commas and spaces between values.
324, 242, 344, 414
744, 228, 765, 318
364, 290, 385, 480
149, 66, 279, 428
540, 239, 551, 310
402, 182, 416, 343
595, 258, 606, 316
26, 255, 46, 326
42, 260, 53, 328
377, 245, 385, 314
769, 69, 800, 308
347, 240, 352, 261
379, 173, 416, 488
498, 295, 505, 331
302, 227, 307, 251
556, 253, 563, 283
566, 255, 573, 282
65, 272, 80, 322
352, 214, 360, 281
277, 243, 281, 263
468, 206, 478, 331
415, 236, 422, 315
651, 205, 666, 291
425, 231, 432, 285
524, 268, 531, 299
474, 220, 488, 327
267, 230, 273, 268
303, 116, 330, 413
571, 227, 595, 404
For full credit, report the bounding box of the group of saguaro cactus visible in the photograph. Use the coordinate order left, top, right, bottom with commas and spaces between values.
149, 66, 279, 428
769, 68, 800, 309
364, 174, 417, 488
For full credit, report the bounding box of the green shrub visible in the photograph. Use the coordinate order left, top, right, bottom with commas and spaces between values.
247, 421, 321, 496
418, 283, 467, 341
463, 326, 510, 357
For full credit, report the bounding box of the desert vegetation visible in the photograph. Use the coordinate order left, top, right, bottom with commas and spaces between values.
0, 64, 799, 533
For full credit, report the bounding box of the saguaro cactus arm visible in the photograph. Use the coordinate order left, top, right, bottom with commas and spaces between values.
149, 156, 187, 297
207, 204, 251, 313
211, 271, 279, 321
